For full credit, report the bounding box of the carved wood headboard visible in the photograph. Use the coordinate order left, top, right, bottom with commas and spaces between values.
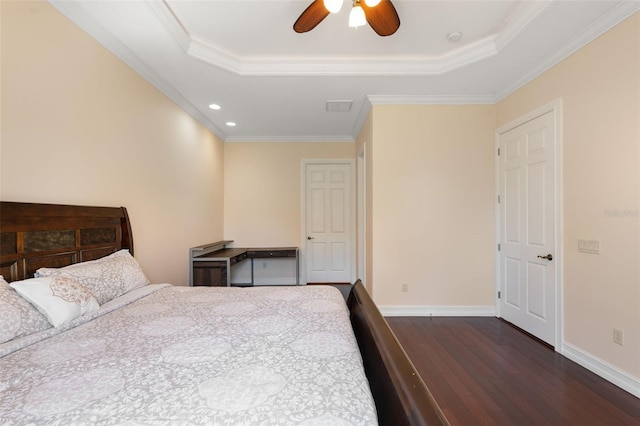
0, 202, 133, 282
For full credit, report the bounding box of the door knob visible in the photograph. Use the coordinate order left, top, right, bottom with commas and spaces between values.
537, 254, 553, 261
307, 236, 314, 240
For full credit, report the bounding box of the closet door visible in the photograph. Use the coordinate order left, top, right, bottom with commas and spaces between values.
304, 161, 354, 283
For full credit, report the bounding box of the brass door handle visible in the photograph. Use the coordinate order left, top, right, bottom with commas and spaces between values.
537, 254, 553, 261
307, 236, 314, 240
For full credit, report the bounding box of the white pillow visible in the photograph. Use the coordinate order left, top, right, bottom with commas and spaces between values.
10, 276, 99, 327
36, 249, 150, 305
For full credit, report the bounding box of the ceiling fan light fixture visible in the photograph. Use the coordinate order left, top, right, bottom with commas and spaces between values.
323, 0, 343, 13
349, 5, 366, 28
294, 0, 399, 35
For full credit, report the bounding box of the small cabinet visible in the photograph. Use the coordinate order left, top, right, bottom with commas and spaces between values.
192, 261, 227, 287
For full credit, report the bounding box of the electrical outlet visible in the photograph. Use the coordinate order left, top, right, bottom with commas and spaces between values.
401, 283, 409, 292
613, 328, 624, 346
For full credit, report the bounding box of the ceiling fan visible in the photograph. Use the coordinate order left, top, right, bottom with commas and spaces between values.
294, 0, 400, 36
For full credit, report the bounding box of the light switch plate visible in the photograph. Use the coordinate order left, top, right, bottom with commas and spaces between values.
578, 239, 600, 254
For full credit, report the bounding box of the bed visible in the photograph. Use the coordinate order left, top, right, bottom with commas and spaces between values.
0, 201, 448, 425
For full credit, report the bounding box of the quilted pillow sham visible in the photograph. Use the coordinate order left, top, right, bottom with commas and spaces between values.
36, 250, 150, 305
11, 275, 100, 327
0, 276, 52, 343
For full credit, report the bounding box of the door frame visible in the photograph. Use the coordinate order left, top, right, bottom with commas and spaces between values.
494, 98, 564, 350
357, 145, 367, 285
300, 158, 357, 284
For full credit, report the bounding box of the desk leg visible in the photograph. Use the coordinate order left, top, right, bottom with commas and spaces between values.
226, 259, 231, 287
250, 258, 254, 285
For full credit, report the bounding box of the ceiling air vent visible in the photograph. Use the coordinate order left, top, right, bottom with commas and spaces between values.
325, 100, 353, 112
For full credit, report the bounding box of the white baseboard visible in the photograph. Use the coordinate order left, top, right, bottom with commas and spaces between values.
376, 308, 640, 399
379, 305, 495, 317
561, 342, 640, 399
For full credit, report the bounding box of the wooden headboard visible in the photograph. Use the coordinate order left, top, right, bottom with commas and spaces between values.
0, 202, 133, 282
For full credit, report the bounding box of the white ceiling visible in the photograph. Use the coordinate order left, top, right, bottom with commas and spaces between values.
50, 0, 638, 142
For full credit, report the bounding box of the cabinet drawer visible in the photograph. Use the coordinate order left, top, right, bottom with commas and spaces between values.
249, 250, 295, 258
193, 261, 226, 268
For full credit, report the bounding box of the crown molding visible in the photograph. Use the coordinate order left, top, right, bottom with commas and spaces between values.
348, 94, 496, 140
187, 36, 500, 76
495, 1, 640, 101
146, 0, 191, 51
224, 135, 355, 143
494, 0, 553, 50
49, 0, 228, 141
154, 0, 549, 77
367, 94, 496, 105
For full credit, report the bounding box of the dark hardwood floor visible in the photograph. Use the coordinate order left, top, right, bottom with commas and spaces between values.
386, 317, 640, 425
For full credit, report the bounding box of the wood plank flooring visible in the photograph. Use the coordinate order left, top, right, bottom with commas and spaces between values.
386, 317, 640, 425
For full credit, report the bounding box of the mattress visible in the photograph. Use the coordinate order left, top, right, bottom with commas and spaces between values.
0, 284, 377, 425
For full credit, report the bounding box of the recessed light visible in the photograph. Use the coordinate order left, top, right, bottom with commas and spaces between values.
226, 122, 236, 127
447, 32, 463, 43
208, 103, 221, 110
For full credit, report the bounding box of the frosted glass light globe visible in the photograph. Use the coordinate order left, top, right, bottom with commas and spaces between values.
324, 0, 343, 13
349, 5, 366, 28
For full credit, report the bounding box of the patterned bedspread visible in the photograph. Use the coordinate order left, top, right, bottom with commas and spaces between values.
0, 285, 377, 425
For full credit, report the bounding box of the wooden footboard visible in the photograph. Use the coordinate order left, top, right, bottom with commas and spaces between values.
347, 280, 449, 426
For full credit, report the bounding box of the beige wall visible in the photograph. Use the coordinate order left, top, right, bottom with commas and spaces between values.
369, 105, 497, 306
223, 142, 354, 248
223, 142, 354, 285
497, 13, 640, 378
0, 1, 225, 285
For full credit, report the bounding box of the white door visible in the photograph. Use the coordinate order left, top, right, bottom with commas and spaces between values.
498, 110, 557, 346
304, 161, 354, 283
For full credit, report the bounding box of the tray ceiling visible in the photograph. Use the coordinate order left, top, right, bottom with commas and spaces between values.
50, 0, 638, 142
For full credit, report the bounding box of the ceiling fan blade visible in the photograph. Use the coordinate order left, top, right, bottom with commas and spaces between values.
294, 0, 330, 33
361, 0, 400, 36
